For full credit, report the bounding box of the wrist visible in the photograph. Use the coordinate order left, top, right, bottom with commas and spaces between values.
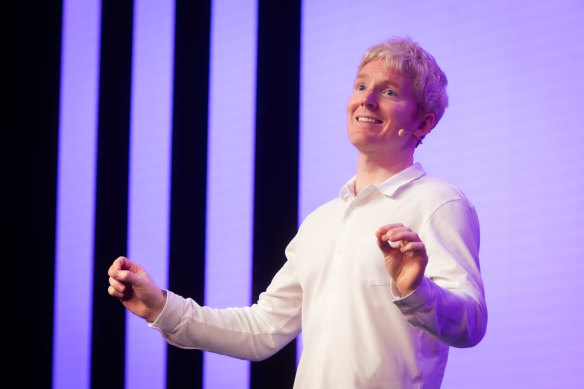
147, 289, 167, 323
393, 278, 422, 298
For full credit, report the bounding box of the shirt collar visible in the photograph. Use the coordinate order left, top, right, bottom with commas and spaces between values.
339, 163, 426, 201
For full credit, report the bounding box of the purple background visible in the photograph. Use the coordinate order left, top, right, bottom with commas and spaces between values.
53, 0, 584, 388
300, 1, 584, 388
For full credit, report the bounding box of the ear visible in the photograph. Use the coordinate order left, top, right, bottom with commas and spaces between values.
413, 112, 435, 139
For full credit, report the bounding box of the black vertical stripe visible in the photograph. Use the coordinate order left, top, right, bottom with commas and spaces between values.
166, 0, 211, 388
90, 1, 134, 388
11, 0, 62, 387
252, 1, 302, 388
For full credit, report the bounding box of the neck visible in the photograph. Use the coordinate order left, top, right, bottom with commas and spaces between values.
354, 149, 413, 194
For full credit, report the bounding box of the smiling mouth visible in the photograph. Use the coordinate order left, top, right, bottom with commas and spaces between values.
357, 116, 382, 124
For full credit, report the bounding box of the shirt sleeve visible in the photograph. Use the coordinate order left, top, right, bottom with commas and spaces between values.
393, 198, 488, 348
148, 239, 303, 361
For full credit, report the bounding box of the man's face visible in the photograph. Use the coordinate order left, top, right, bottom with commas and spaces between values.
347, 60, 421, 155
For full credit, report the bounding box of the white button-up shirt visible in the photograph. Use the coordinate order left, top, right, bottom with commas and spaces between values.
150, 163, 487, 388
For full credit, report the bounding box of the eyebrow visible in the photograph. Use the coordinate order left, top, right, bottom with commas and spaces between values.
354, 74, 402, 89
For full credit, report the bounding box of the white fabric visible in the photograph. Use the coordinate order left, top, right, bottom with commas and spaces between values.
150, 163, 487, 388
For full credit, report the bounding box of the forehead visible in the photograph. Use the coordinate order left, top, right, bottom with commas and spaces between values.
355, 60, 412, 92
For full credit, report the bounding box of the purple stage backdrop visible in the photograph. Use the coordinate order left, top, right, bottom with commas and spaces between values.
300, 1, 584, 388
54, 0, 584, 388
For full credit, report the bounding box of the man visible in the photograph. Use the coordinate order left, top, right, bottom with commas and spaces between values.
109, 37, 487, 388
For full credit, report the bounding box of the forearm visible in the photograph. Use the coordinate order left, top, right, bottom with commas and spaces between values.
394, 276, 487, 347
149, 291, 301, 360
149, 255, 303, 360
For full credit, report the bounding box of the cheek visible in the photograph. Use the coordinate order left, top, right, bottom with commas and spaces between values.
347, 95, 360, 115
384, 105, 410, 125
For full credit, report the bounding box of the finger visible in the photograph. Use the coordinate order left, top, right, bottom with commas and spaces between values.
108, 285, 125, 299
380, 227, 409, 247
400, 241, 426, 254
377, 224, 407, 247
109, 276, 127, 294
386, 238, 401, 248
114, 269, 142, 288
386, 230, 421, 244
108, 256, 128, 276
376, 230, 401, 250
375, 228, 388, 244
377, 233, 400, 248
121, 257, 148, 277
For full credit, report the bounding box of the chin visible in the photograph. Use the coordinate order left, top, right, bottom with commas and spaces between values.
349, 129, 377, 144
349, 137, 376, 153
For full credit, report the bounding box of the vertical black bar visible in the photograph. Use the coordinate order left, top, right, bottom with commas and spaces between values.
10, 0, 62, 387
251, 1, 301, 388
166, 1, 210, 388
90, 1, 134, 388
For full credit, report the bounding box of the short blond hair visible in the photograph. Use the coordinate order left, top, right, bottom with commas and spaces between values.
359, 37, 448, 127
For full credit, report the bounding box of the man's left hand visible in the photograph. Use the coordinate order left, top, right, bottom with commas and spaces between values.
375, 223, 428, 297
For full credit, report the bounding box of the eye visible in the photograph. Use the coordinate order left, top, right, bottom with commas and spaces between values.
383, 89, 396, 96
355, 83, 366, 91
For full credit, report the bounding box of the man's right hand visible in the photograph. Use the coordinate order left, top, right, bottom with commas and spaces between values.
108, 256, 167, 323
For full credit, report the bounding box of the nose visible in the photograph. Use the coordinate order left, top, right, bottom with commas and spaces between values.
361, 90, 378, 109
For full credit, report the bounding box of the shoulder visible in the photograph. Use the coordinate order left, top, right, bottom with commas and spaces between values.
299, 197, 343, 228
394, 173, 478, 230
405, 173, 474, 208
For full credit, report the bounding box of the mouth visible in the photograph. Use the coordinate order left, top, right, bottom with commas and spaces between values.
356, 116, 382, 124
